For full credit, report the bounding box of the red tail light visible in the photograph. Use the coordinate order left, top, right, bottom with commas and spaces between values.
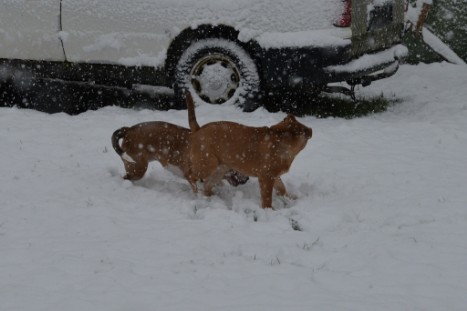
334, 0, 352, 27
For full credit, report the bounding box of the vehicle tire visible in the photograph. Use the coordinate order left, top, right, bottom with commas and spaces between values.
173, 38, 261, 112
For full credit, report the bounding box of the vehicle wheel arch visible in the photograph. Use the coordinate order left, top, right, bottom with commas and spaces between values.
165, 24, 261, 86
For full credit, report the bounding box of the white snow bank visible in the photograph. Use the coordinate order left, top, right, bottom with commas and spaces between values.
1, 62, 467, 310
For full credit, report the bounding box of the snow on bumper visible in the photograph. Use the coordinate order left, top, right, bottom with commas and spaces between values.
325, 44, 409, 78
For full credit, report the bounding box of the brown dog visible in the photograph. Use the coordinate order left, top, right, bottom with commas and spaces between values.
112, 122, 191, 181
111, 116, 249, 186
186, 93, 312, 209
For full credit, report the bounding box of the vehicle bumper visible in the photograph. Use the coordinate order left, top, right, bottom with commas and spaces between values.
324, 44, 408, 85
257, 43, 408, 89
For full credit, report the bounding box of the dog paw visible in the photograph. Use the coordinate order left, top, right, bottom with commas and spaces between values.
273, 194, 299, 210
224, 170, 250, 186
286, 193, 298, 201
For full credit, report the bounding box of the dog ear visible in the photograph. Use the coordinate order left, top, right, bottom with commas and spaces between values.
286, 114, 297, 123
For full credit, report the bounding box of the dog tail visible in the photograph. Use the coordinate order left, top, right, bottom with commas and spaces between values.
111, 127, 129, 156
186, 90, 200, 132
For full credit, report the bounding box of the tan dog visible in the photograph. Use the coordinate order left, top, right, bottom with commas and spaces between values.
186, 93, 312, 209
111, 113, 249, 186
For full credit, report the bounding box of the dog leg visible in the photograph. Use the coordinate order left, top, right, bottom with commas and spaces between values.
123, 159, 148, 180
258, 175, 275, 208
203, 165, 230, 197
186, 173, 199, 194
273, 177, 287, 196
274, 177, 297, 200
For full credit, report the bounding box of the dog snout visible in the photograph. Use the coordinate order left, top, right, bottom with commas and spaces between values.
295, 127, 312, 139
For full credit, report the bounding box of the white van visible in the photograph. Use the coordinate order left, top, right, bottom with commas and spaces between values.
0, 0, 407, 111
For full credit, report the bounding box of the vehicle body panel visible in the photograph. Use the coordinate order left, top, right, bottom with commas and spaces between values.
0, 0, 64, 61
60, 0, 343, 67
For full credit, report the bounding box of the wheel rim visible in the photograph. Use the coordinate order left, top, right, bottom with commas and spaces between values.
190, 53, 240, 104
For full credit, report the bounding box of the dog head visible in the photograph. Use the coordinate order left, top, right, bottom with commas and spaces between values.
270, 114, 312, 155
275, 114, 312, 139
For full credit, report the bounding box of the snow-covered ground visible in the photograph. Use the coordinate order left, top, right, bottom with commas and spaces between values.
1, 62, 467, 310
